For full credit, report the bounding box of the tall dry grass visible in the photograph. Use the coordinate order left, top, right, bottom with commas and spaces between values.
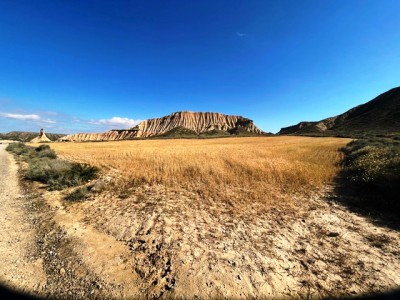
50, 136, 350, 208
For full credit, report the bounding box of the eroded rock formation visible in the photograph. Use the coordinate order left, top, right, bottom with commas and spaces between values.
133, 111, 262, 137
58, 130, 139, 142
30, 128, 52, 143
60, 111, 263, 141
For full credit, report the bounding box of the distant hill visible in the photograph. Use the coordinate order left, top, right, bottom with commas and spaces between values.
0, 131, 65, 142
60, 111, 265, 141
278, 87, 400, 137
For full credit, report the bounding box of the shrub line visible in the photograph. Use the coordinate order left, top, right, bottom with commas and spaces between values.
6, 143, 98, 191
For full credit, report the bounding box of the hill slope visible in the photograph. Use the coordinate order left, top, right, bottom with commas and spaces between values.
60, 111, 264, 141
278, 87, 400, 136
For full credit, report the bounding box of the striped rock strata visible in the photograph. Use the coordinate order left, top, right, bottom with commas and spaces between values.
60, 111, 263, 141
58, 130, 139, 142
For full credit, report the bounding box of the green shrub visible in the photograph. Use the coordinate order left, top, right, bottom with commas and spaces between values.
65, 187, 90, 201
35, 144, 57, 159
69, 163, 98, 183
342, 138, 400, 211
37, 149, 57, 159
6, 143, 33, 156
35, 144, 51, 152
6, 142, 57, 159
26, 158, 98, 190
7, 142, 98, 190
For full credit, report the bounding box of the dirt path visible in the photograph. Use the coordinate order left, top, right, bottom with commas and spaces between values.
0, 144, 46, 295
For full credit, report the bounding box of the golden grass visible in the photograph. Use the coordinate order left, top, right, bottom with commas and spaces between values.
49, 136, 350, 208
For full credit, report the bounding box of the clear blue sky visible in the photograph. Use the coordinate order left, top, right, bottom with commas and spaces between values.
1, 0, 399, 134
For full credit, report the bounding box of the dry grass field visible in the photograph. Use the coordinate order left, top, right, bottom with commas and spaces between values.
51, 136, 348, 210
22, 136, 398, 299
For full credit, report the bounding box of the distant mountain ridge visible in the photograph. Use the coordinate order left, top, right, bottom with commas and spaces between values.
278, 87, 400, 136
0, 131, 65, 142
60, 111, 264, 141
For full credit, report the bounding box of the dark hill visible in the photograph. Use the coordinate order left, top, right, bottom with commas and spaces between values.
278, 87, 400, 137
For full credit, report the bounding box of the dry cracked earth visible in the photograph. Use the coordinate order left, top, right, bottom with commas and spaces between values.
1, 143, 400, 299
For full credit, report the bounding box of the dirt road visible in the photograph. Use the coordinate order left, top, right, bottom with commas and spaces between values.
0, 144, 142, 298
0, 144, 46, 295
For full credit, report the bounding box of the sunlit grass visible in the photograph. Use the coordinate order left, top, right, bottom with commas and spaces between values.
49, 136, 350, 209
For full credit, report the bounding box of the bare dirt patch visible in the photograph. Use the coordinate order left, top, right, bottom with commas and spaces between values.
0, 144, 46, 296
62, 183, 399, 299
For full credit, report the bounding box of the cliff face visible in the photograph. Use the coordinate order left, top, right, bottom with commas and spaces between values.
60, 111, 263, 141
133, 111, 263, 137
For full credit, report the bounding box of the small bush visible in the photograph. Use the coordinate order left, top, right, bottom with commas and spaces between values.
65, 187, 90, 202
6, 142, 58, 159
7, 142, 98, 190
342, 138, 400, 211
70, 163, 98, 183
35, 144, 51, 152
37, 149, 57, 159
35, 144, 57, 159
6, 143, 34, 156
26, 158, 98, 190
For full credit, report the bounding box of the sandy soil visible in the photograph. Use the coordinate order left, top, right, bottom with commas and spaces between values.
63, 184, 399, 299
1, 143, 400, 298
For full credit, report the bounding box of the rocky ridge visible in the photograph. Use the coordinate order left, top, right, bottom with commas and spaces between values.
278, 87, 400, 136
60, 111, 263, 141
59, 130, 138, 142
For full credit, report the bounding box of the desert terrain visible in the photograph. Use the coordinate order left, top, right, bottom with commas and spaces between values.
1, 137, 399, 299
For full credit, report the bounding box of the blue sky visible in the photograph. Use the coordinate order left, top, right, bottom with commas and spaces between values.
1, 0, 399, 134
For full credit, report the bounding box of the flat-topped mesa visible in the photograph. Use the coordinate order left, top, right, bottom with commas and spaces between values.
59, 111, 263, 141
132, 111, 263, 137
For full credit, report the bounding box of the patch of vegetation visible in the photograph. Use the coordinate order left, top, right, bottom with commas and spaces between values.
35, 144, 57, 159
7, 142, 57, 159
65, 187, 90, 201
342, 137, 400, 211
152, 126, 199, 139
6, 142, 33, 155
228, 126, 263, 136
199, 129, 230, 137
150, 126, 269, 139
26, 159, 98, 190
7, 143, 98, 190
